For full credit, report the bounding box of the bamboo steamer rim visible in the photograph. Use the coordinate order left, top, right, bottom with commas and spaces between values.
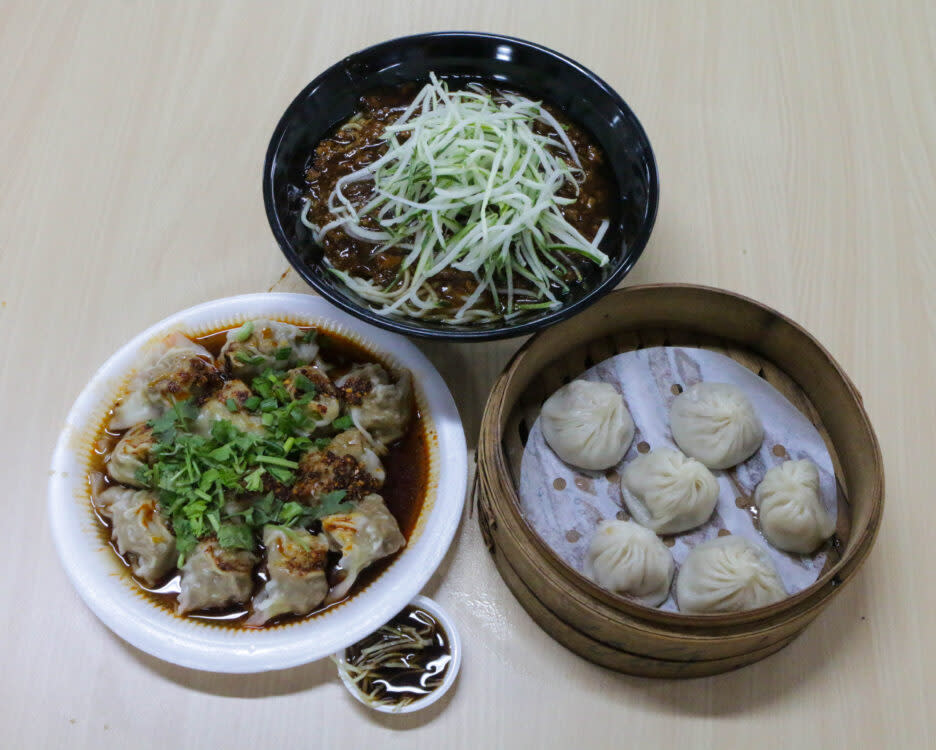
478, 283, 884, 631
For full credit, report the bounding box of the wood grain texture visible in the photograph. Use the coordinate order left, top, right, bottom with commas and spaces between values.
1, 0, 934, 747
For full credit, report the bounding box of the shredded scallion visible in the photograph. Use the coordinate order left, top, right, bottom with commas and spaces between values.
306, 74, 610, 323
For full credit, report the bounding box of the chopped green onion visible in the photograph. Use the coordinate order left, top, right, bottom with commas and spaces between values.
292, 373, 316, 393
225, 398, 238, 413
274, 346, 292, 361
232, 321, 254, 342
235, 351, 265, 366
254, 455, 300, 469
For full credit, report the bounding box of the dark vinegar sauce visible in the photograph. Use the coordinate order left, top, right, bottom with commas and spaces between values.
344, 605, 451, 705
88, 324, 429, 629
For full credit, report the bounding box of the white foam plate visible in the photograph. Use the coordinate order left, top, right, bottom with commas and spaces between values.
48, 293, 467, 673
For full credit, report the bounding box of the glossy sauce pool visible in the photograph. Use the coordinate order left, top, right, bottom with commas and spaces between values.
343, 605, 452, 706
88, 324, 429, 628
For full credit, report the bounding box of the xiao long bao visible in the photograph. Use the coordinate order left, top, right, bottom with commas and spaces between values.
755, 459, 835, 554
620, 448, 719, 534
541, 380, 635, 471
675, 535, 787, 614
584, 520, 675, 607
669, 382, 765, 469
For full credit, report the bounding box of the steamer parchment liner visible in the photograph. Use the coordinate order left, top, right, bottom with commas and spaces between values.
476, 285, 883, 674
518, 347, 841, 612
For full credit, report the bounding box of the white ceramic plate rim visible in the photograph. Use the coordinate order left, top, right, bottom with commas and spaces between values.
48, 293, 467, 673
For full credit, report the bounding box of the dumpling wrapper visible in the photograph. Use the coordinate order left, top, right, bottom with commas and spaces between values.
106, 423, 155, 487
111, 332, 221, 430
321, 494, 405, 603
541, 380, 635, 471
669, 382, 764, 470
328, 428, 386, 486
220, 319, 320, 379
193, 379, 265, 437
620, 448, 719, 534
584, 520, 675, 606
283, 364, 341, 432
755, 459, 835, 554
292, 433, 384, 506
247, 527, 329, 626
177, 539, 258, 614
676, 535, 786, 614
95, 486, 175, 585
335, 364, 413, 451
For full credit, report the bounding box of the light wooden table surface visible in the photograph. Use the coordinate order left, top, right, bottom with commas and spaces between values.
2, 1, 934, 747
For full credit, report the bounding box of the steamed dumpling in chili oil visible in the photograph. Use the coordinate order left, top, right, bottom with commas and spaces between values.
89, 320, 426, 628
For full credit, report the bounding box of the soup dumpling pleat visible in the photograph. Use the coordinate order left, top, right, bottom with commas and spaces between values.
584, 520, 675, 606
669, 382, 764, 470
541, 380, 635, 471
755, 459, 835, 554
676, 535, 786, 614
620, 448, 719, 534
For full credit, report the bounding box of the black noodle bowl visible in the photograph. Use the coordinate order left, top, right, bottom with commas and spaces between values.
264, 31, 658, 341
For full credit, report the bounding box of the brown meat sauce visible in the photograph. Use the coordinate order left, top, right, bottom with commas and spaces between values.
89, 325, 429, 629
303, 82, 614, 310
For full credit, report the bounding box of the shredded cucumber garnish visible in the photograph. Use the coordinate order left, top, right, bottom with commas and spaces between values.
303, 74, 610, 323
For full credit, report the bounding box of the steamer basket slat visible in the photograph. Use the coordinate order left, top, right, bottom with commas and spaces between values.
477, 285, 883, 676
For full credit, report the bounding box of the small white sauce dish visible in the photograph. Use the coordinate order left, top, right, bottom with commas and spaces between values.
334, 595, 462, 714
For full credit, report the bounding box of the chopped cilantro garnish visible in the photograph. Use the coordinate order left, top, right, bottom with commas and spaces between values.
218, 523, 254, 550
137, 365, 368, 564
254, 455, 299, 469
316, 489, 352, 517
244, 467, 265, 492
332, 414, 353, 431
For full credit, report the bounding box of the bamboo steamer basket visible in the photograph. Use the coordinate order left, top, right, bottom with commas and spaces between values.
476, 284, 884, 677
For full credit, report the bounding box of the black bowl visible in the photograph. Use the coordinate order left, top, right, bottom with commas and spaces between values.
263, 31, 658, 341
